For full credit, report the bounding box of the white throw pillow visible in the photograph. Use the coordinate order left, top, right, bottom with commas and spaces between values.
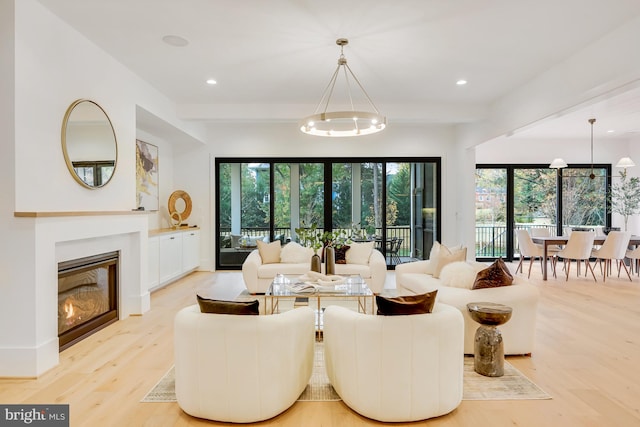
345, 241, 374, 265
439, 261, 482, 289
256, 240, 281, 264
280, 242, 314, 263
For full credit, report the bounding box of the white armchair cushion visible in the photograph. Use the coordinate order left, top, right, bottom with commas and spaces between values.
279, 242, 314, 263
346, 241, 374, 265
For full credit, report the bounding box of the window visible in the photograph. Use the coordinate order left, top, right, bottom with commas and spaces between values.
72, 161, 115, 187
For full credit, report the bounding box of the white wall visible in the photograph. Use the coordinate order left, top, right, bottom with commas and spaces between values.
13, 0, 205, 213
0, 0, 204, 377
173, 122, 463, 271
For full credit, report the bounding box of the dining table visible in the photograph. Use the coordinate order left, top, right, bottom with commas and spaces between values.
531, 235, 640, 280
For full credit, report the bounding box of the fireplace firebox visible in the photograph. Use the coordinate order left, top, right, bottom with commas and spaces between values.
58, 251, 119, 351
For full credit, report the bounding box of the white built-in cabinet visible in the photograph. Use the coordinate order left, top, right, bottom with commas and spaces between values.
149, 228, 200, 291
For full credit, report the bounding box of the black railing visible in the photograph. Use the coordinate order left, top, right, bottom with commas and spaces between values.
476, 224, 562, 258
219, 226, 412, 257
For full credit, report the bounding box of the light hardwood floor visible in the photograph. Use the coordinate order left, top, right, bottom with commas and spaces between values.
2, 263, 640, 427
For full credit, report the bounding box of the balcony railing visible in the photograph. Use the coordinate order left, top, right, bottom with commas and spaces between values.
222, 223, 603, 261
219, 226, 413, 257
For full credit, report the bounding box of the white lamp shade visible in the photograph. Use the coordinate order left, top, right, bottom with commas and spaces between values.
615, 157, 635, 168
549, 158, 568, 169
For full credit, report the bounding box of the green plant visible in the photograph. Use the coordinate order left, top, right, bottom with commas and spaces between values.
609, 170, 640, 231
294, 222, 348, 249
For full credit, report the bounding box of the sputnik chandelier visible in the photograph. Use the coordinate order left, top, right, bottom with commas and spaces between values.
299, 38, 386, 137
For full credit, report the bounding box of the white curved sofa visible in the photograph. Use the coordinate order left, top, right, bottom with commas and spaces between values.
241, 243, 387, 294
395, 260, 539, 355
174, 305, 315, 423
323, 303, 464, 422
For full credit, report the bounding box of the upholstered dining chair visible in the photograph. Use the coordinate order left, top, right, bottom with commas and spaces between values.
591, 231, 632, 281
515, 229, 557, 278
553, 231, 596, 281
529, 227, 563, 251
625, 245, 640, 276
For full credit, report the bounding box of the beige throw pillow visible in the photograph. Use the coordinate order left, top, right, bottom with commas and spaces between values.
432, 244, 467, 278
345, 241, 374, 265
256, 240, 281, 264
424, 241, 441, 274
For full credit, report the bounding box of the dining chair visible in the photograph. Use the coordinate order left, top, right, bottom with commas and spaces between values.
553, 231, 597, 281
386, 237, 403, 265
591, 231, 632, 281
529, 227, 563, 251
515, 229, 557, 278
625, 245, 640, 276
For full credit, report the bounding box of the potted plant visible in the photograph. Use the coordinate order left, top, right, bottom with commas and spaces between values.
609, 170, 640, 231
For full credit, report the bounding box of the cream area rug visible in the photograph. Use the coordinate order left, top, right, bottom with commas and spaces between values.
462, 358, 551, 400
142, 343, 338, 403
142, 348, 549, 402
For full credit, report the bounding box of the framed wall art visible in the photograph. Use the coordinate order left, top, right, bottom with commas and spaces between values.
136, 139, 159, 211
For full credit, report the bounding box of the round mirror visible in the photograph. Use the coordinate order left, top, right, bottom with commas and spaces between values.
62, 99, 117, 189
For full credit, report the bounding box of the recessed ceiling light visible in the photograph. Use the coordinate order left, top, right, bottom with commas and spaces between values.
607, 129, 615, 133
162, 35, 189, 47
206, 79, 217, 85
456, 79, 467, 85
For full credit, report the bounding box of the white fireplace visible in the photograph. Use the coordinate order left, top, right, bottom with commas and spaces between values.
2, 211, 150, 377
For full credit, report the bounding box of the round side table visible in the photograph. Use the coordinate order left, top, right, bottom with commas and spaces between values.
467, 302, 512, 377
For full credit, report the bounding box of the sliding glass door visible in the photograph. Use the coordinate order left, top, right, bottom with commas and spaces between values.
216, 158, 440, 269
476, 164, 611, 261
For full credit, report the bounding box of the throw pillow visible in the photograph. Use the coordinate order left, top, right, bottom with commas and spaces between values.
438, 261, 480, 289
424, 241, 441, 274
280, 241, 314, 263
345, 241, 374, 265
496, 257, 513, 280
334, 245, 350, 264
256, 240, 281, 264
432, 245, 467, 278
472, 258, 514, 290
196, 295, 259, 315
376, 290, 438, 316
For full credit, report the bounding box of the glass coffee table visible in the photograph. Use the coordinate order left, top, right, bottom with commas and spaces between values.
266, 274, 375, 336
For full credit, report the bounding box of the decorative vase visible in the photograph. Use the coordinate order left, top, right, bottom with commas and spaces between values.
310, 253, 321, 273
325, 246, 335, 275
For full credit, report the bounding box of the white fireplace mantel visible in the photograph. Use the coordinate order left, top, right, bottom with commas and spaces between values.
1, 211, 150, 377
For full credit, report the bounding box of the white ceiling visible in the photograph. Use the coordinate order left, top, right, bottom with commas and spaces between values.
37, 0, 640, 139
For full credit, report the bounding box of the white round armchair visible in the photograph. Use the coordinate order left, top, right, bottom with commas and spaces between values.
174, 305, 315, 423
322, 303, 464, 422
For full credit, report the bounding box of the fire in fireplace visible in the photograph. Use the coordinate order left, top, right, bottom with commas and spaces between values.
58, 251, 119, 350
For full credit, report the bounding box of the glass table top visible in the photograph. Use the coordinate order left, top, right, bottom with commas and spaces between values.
266, 274, 372, 297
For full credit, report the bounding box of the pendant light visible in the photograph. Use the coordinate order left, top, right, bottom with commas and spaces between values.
299, 38, 386, 137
